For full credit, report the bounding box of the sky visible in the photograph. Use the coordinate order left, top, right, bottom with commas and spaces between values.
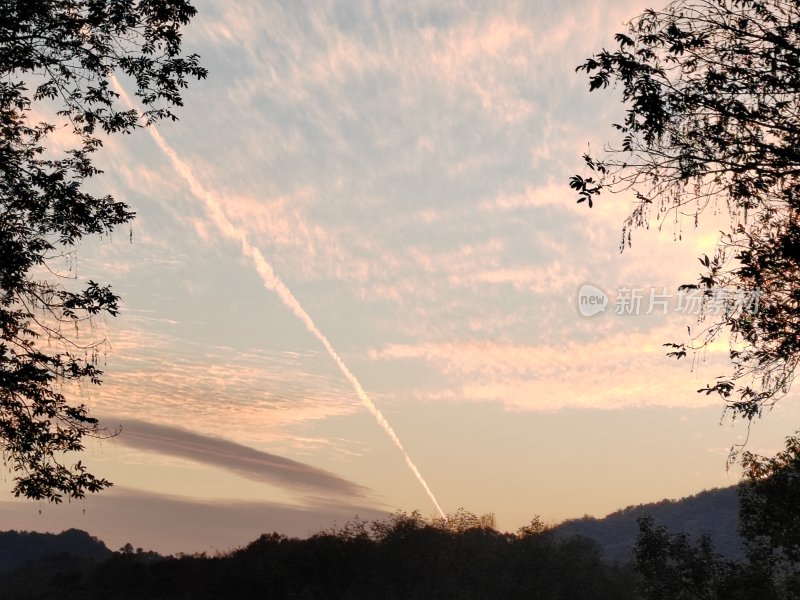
2, 0, 799, 555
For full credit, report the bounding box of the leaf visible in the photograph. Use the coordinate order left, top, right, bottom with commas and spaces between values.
569, 175, 585, 190
614, 33, 635, 48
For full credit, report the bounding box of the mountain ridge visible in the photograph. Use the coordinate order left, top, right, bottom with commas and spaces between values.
0, 485, 742, 570
551, 485, 742, 561
0, 528, 112, 572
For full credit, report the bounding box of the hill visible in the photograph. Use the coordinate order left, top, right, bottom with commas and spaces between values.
552, 486, 742, 562
0, 487, 743, 571
0, 529, 112, 573
0, 487, 756, 599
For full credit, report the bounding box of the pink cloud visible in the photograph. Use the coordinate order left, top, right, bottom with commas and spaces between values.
370, 325, 735, 411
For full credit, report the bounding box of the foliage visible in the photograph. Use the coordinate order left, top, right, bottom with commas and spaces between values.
0, 1, 205, 501
634, 517, 766, 600
0, 510, 640, 600
633, 434, 800, 599
572, 0, 800, 422
740, 432, 800, 568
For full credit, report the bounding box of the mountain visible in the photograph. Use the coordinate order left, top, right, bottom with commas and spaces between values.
0, 529, 112, 572
552, 486, 743, 562
0, 487, 751, 599
0, 486, 743, 577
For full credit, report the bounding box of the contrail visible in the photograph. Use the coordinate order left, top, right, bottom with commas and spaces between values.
113, 82, 446, 519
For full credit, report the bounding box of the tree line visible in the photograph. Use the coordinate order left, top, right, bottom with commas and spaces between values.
1, 442, 799, 600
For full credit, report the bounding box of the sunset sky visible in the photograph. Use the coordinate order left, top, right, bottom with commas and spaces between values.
2, 0, 799, 555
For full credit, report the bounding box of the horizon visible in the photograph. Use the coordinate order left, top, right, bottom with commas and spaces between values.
0, 484, 738, 556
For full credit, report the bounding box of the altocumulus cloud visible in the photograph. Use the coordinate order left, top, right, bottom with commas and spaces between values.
113, 419, 369, 499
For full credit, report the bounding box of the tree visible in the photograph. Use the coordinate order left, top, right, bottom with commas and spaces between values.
571, 0, 800, 424
633, 438, 800, 599
634, 517, 777, 600
0, 1, 206, 502
740, 432, 800, 569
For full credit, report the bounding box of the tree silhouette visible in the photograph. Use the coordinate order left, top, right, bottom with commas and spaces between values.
572, 0, 800, 424
740, 432, 800, 572
0, 0, 206, 501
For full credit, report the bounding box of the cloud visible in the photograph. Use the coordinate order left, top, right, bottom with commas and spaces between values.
0, 487, 388, 555
370, 324, 735, 411
83, 325, 362, 447
111, 419, 369, 499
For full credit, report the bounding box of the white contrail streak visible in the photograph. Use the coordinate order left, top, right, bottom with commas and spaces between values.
114, 83, 446, 519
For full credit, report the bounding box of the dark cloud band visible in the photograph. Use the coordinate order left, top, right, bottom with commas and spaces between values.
112, 418, 368, 499
0, 487, 388, 554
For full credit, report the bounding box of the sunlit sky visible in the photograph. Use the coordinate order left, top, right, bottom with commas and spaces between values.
2, 0, 799, 555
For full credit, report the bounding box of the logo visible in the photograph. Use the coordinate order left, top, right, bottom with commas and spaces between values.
577, 284, 608, 317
